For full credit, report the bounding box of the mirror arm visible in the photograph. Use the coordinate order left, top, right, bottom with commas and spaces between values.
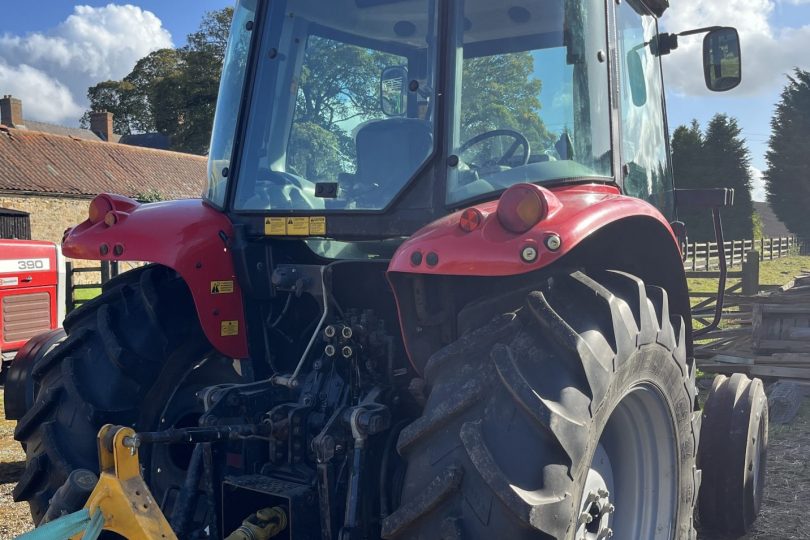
653, 26, 725, 56
677, 25, 724, 37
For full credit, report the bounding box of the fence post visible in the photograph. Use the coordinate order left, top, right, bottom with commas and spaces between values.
742, 250, 760, 295
65, 262, 75, 314
705, 242, 712, 272
691, 242, 696, 271
100, 261, 111, 284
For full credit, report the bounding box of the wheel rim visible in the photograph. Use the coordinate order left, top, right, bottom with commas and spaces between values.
146, 355, 241, 509
577, 384, 679, 540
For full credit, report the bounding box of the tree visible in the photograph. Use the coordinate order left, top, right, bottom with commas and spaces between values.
672, 121, 710, 239
766, 69, 810, 241
157, 8, 233, 154
82, 9, 232, 154
703, 114, 754, 241
286, 36, 401, 179
81, 80, 138, 135
461, 53, 553, 151
671, 115, 754, 241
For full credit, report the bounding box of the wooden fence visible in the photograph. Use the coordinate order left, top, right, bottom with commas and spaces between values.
684, 235, 798, 271
65, 261, 120, 313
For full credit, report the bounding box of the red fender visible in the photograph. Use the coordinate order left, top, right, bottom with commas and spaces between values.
387, 184, 679, 276
387, 184, 681, 371
62, 194, 248, 359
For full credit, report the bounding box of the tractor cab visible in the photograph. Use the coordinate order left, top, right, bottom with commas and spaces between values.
206, 0, 740, 240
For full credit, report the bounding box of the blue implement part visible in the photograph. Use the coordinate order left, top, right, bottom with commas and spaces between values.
81, 509, 105, 540
15, 509, 94, 540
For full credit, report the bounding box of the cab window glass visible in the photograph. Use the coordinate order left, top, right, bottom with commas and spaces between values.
616, 0, 674, 218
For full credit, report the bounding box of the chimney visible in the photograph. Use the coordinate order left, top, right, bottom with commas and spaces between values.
0, 95, 24, 128
90, 111, 114, 142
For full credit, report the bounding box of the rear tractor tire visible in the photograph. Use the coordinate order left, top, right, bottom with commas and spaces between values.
12, 264, 240, 524
383, 270, 701, 540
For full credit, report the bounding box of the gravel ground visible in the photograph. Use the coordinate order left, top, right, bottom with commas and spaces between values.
0, 389, 33, 539
1, 387, 809, 539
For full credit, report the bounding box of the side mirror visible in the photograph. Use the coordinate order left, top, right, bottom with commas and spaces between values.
703, 27, 741, 92
380, 66, 408, 117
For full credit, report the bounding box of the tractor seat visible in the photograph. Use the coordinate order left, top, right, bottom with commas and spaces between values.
353, 118, 433, 205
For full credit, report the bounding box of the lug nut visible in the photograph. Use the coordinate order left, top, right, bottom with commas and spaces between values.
325, 344, 336, 357
342, 346, 353, 358
341, 326, 353, 339
602, 503, 615, 515
324, 326, 336, 338
577, 512, 593, 526
597, 488, 609, 499
596, 528, 613, 539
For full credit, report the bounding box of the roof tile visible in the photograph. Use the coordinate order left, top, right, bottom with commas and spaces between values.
0, 127, 206, 199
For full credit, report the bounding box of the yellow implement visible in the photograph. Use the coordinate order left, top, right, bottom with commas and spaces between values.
70, 424, 177, 540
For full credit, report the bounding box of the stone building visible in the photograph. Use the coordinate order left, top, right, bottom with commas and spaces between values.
0, 95, 206, 243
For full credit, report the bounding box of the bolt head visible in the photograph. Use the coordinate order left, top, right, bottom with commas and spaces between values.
546, 234, 562, 251
521, 245, 538, 263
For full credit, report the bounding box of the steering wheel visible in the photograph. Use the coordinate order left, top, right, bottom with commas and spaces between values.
458, 129, 531, 169
243, 171, 315, 209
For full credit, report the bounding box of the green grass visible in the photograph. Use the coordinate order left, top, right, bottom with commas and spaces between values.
688, 254, 810, 297
72, 288, 101, 302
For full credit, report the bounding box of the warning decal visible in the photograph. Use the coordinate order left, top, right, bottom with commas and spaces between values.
210, 280, 234, 294
265, 217, 286, 235
286, 217, 310, 236
264, 216, 327, 236
221, 320, 239, 336
309, 216, 327, 236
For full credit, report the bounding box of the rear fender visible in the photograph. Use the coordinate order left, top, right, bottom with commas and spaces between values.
387, 185, 690, 372
62, 194, 248, 358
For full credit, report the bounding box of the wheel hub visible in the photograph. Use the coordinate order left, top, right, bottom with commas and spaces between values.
577, 448, 615, 540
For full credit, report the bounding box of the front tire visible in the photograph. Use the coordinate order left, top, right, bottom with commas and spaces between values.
383, 270, 700, 539
12, 265, 239, 524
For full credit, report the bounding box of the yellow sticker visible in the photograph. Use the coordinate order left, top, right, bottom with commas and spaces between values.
265, 216, 327, 236
286, 217, 310, 236
210, 280, 234, 294
309, 216, 326, 236
221, 320, 239, 337
265, 217, 286, 236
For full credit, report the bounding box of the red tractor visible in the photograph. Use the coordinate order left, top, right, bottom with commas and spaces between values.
6, 0, 767, 538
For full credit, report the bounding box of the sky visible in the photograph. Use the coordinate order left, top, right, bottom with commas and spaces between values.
1, 1, 809, 202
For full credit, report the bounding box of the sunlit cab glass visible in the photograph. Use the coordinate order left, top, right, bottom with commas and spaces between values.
446, 0, 612, 206
233, 0, 438, 211
617, 0, 675, 218
205, 0, 257, 207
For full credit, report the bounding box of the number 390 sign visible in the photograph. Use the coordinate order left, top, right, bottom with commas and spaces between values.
0, 258, 51, 273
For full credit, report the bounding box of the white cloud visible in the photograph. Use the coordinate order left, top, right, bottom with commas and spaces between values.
750, 165, 766, 201
0, 4, 172, 125
661, 0, 810, 97
0, 62, 83, 125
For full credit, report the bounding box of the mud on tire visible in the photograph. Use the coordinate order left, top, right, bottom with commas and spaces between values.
12, 264, 235, 524
383, 270, 701, 540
